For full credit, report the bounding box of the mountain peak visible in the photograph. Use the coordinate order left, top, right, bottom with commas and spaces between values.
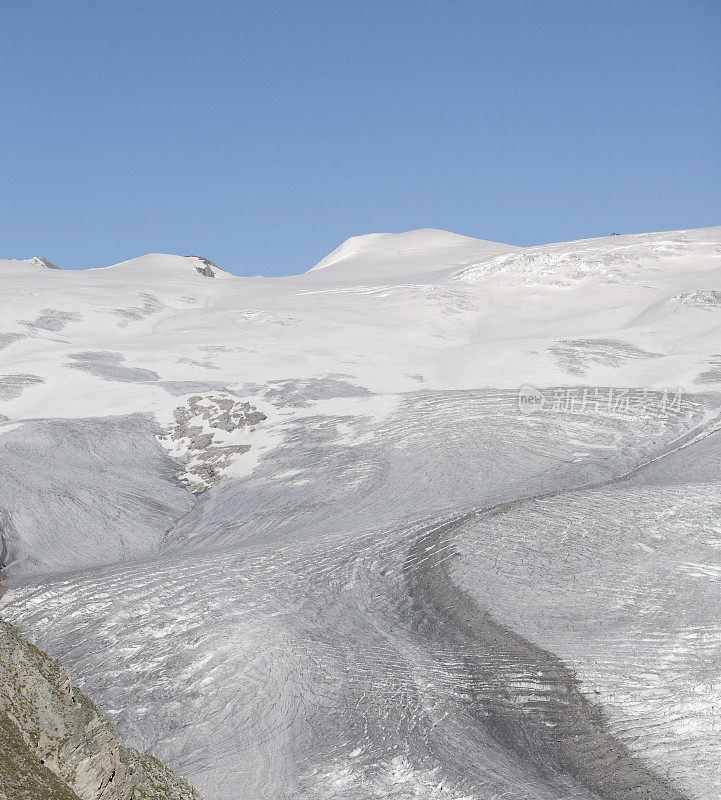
308, 228, 519, 280
84, 253, 233, 280
26, 256, 60, 270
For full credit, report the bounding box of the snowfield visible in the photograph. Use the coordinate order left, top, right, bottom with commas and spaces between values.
1, 227, 720, 799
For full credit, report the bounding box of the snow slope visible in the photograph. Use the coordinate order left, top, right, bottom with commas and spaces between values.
1, 227, 721, 800
308, 228, 517, 279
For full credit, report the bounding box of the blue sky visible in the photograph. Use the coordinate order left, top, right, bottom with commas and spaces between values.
1, 0, 719, 276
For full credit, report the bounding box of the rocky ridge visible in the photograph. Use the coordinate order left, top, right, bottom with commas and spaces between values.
25, 257, 60, 270
0, 619, 201, 800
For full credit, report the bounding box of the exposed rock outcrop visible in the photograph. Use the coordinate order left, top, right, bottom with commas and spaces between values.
186, 257, 217, 278
0, 619, 201, 800
158, 393, 267, 493
25, 257, 60, 270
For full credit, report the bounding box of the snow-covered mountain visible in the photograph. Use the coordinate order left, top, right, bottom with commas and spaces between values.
1, 227, 720, 799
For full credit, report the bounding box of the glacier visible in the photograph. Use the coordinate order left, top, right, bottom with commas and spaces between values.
1, 227, 720, 799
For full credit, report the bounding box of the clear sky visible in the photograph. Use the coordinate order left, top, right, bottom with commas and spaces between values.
1, 0, 719, 276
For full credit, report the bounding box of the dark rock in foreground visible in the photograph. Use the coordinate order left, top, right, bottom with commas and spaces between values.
0, 619, 201, 800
